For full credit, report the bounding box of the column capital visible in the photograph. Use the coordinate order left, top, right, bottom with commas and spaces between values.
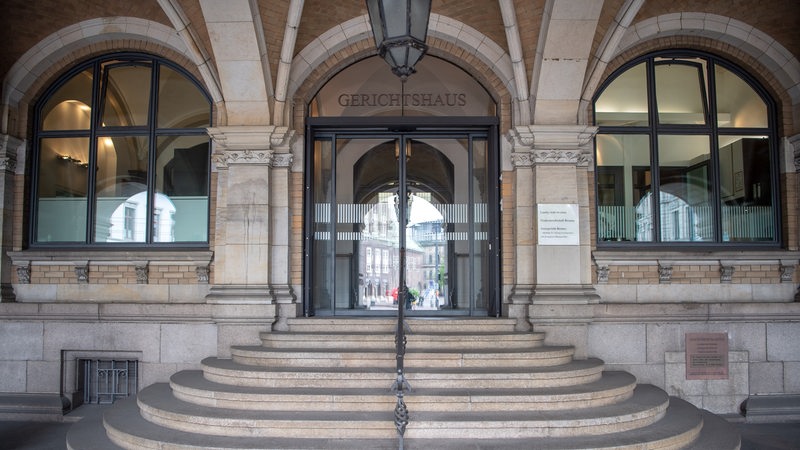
509, 125, 598, 150
208, 126, 296, 169
508, 125, 598, 168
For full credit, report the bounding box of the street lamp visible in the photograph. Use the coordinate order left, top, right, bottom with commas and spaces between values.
366, 0, 431, 80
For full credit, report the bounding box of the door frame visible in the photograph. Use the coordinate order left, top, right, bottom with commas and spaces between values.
303, 116, 501, 317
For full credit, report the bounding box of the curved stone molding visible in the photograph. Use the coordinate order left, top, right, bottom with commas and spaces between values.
619, 13, 800, 110
3, 18, 196, 108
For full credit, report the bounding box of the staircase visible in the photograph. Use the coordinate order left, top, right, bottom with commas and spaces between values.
67, 318, 741, 449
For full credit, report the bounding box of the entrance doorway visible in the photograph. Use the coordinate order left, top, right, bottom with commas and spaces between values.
304, 120, 500, 316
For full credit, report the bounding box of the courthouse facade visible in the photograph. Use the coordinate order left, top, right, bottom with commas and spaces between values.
0, 0, 799, 416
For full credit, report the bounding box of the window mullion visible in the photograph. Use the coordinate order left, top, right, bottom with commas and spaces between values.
647, 57, 662, 243
87, 60, 103, 244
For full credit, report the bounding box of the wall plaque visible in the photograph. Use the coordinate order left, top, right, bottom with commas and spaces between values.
537, 204, 579, 245
685, 332, 729, 380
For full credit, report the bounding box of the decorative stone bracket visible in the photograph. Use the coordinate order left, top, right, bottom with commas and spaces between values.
8, 250, 214, 285
593, 251, 800, 285
208, 126, 295, 169
508, 125, 598, 168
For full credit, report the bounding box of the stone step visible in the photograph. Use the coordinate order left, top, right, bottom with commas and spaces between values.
200, 356, 606, 389
260, 330, 547, 350
131, 383, 669, 440
80, 395, 723, 450
286, 317, 517, 333
169, 369, 637, 412
229, 345, 575, 369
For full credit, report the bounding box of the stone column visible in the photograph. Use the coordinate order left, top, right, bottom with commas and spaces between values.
268, 135, 299, 331
0, 134, 20, 302
507, 150, 535, 331
205, 126, 297, 329
509, 125, 599, 306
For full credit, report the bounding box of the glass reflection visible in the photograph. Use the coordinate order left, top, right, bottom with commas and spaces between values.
715, 66, 768, 128
41, 69, 93, 131
155, 136, 210, 242
595, 62, 648, 126
94, 136, 149, 242
35, 137, 89, 242
595, 134, 652, 242
101, 63, 151, 127
655, 61, 707, 125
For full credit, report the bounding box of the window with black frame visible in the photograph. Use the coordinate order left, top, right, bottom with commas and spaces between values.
593, 51, 777, 246
32, 53, 212, 246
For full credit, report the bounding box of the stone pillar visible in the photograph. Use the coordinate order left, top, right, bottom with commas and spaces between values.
507, 150, 535, 331
0, 135, 21, 302
509, 125, 599, 306
205, 126, 297, 328
268, 137, 299, 331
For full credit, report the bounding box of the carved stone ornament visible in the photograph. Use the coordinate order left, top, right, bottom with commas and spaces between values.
215, 149, 274, 168
196, 265, 210, 284
720, 265, 735, 283
16, 264, 30, 284
658, 263, 673, 284
135, 264, 149, 284
75, 264, 89, 284
510, 152, 535, 168
780, 263, 796, 283
271, 152, 293, 168
596, 265, 610, 283
789, 134, 800, 173
532, 149, 591, 166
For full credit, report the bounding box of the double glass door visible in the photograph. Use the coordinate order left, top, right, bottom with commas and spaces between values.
306, 128, 499, 316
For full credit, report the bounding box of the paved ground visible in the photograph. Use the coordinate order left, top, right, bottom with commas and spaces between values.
0, 407, 798, 449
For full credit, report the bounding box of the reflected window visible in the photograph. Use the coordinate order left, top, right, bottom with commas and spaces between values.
594, 51, 777, 246
32, 53, 211, 245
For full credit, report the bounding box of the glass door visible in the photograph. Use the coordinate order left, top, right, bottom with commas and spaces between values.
305, 131, 498, 316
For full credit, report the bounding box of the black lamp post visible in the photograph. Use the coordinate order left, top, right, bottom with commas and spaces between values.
366, 0, 431, 80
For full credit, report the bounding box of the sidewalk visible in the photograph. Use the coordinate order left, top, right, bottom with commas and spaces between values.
0, 406, 798, 449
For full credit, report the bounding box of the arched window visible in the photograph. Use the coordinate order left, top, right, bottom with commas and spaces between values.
593, 50, 778, 246
31, 53, 212, 246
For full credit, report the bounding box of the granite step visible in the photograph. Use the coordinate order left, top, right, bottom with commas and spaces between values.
200, 356, 606, 389
131, 383, 669, 440
286, 317, 517, 333
229, 345, 575, 368
168, 369, 636, 412
76, 396, 719, 450
260, 330, 547, 350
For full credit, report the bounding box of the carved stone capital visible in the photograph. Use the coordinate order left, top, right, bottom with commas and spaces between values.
510, 152, 535, 168
532, 149, 591, 166
789, 134, 800, 172
271, 152, 293, 168
215, 149, 274, 168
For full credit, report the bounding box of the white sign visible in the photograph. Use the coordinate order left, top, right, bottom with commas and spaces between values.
538, 204, 579, 245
